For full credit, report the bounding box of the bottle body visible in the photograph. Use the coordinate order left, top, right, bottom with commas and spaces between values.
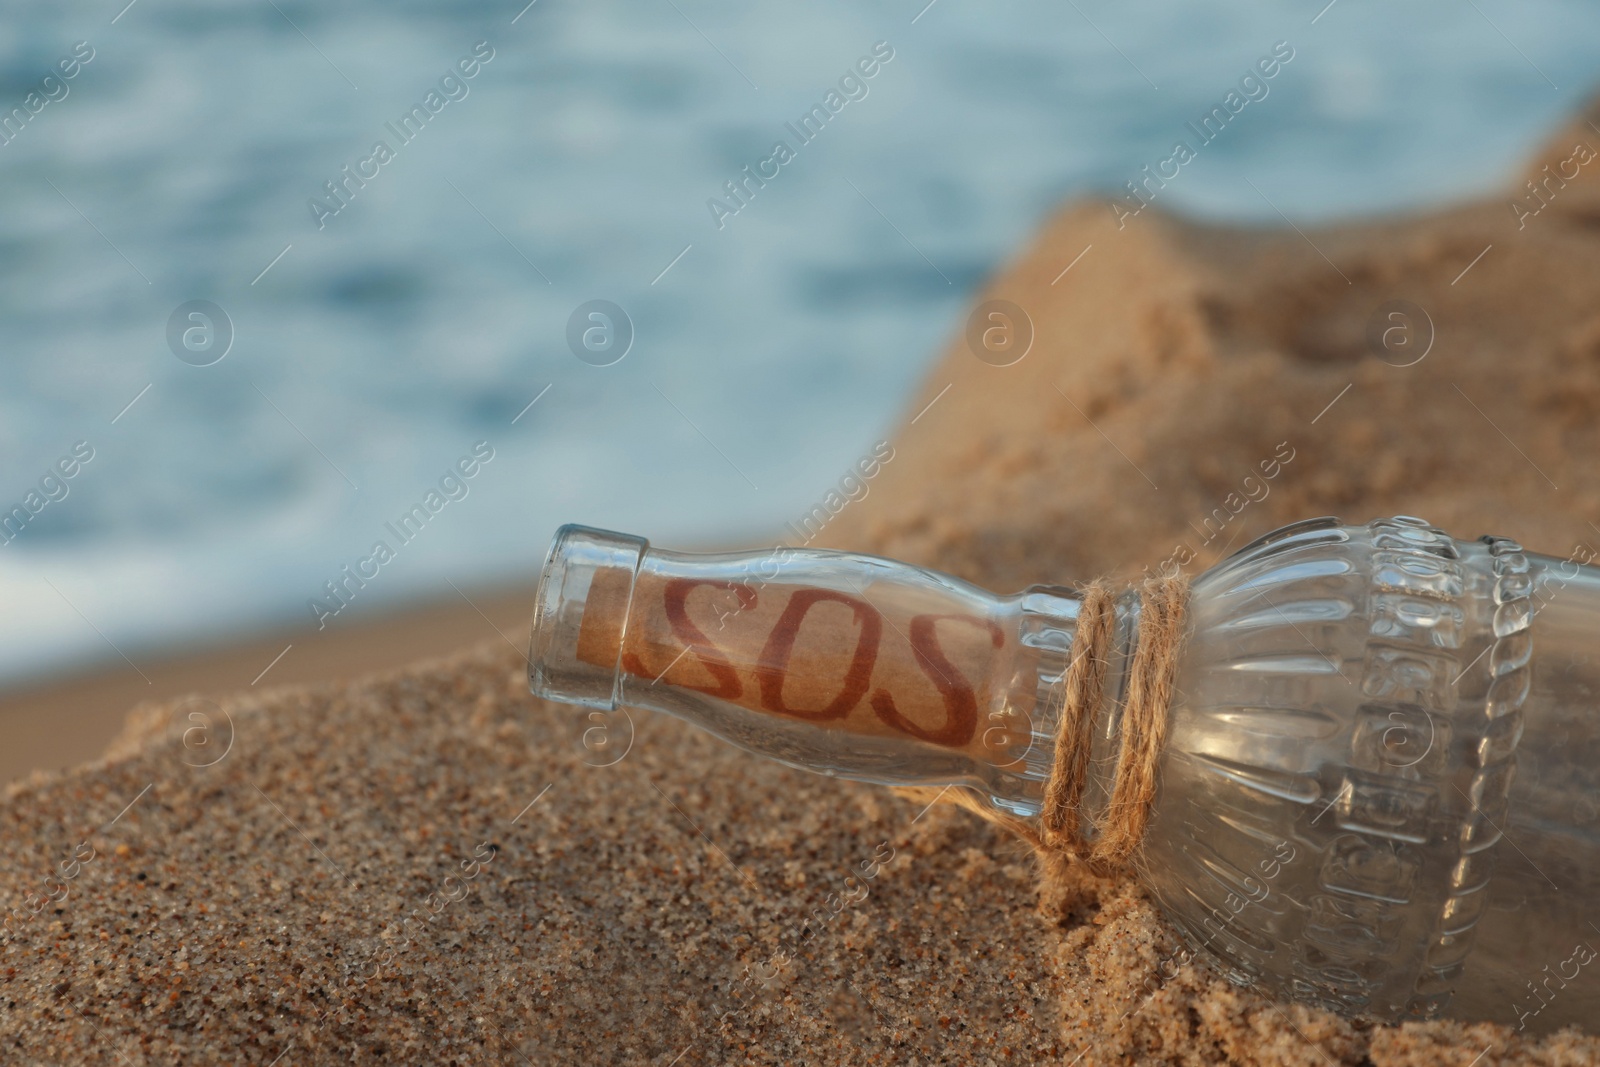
1468, 547, 1600, 1029
1144, 516, 1599, 1032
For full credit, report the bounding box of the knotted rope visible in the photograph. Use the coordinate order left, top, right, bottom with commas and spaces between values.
901, 576, 1190, 871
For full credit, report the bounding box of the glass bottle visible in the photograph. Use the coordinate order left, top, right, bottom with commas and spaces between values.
526, 516, 1600, 1033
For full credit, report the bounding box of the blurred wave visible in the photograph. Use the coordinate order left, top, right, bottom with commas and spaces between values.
0, 0, 1596, 684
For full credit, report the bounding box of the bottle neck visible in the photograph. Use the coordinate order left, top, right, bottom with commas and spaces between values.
527, 524, 1146, 832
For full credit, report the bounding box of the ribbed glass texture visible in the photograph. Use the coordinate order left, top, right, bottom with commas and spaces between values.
1145, 516, 1598, 1031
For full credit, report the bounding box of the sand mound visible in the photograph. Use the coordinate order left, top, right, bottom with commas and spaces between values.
8, 101, 1600, 1066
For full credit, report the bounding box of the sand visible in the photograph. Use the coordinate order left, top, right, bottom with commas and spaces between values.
0, 585, 536, 787
8, 102, 1600, 1064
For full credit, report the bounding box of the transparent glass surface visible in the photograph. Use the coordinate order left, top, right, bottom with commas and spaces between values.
527, 525, 1090, 812
1145, 516, 1600, 1031
1461, 548, 1600, 1031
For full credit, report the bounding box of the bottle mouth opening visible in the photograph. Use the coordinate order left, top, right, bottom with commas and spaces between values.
527, 524, 648, 709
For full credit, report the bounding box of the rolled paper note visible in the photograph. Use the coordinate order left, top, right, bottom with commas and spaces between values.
572, 563, 1021, 760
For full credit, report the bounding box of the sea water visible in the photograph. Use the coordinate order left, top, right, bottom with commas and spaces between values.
0, 0, 1596, 685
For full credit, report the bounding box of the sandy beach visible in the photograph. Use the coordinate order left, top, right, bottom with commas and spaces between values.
7, 98, 1600, 1065
0, 585, 535, 788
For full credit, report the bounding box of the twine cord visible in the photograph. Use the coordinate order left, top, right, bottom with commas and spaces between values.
1063, 576, 1189, 868
1040, 580, 1115, 851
